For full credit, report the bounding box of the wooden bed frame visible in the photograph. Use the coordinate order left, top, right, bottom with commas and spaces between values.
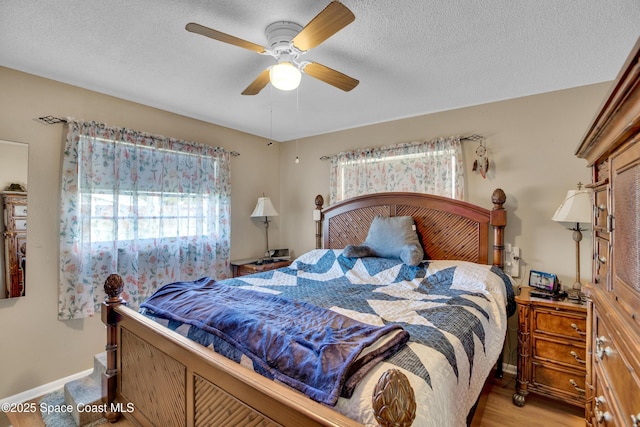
102, 189, 507, 426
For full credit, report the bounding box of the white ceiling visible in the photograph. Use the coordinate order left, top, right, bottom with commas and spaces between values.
1, 1, 639, 142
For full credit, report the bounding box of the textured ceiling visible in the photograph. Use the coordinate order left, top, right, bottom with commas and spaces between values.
1, 1, 639, 141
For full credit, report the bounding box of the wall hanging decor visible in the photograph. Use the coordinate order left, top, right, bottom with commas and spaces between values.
472, 138, 489, 178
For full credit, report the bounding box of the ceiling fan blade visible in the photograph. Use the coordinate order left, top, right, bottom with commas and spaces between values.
186, 23, 266, 54
302, 62, 359, 92
241, 69, 271, 95
291, 1, 355, 51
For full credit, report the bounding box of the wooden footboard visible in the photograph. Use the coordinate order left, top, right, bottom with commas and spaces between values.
101, 274, 416, 426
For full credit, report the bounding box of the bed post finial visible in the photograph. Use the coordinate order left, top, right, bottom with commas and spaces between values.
314, 195, 324, 249
372, 369, 416, 427
104, 273, 125, 304
491, 188, 506, 209
102, 274, 126, 423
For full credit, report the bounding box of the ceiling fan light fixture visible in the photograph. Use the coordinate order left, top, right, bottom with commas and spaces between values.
187, 2, 358, 95
270, 62, 301, 91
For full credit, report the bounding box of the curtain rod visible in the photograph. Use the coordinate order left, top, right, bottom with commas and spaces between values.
319, 134, 484, 161
34, 115, 240, 156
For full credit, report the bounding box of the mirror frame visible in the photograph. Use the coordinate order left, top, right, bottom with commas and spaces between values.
0, 139, 28, 299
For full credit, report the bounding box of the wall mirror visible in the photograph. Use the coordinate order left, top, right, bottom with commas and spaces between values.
0, 139, 28, 299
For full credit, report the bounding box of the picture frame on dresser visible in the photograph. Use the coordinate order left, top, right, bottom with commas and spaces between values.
575, 36, 640, 426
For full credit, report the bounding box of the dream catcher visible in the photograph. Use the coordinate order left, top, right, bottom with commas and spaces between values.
472, 139, 489, 178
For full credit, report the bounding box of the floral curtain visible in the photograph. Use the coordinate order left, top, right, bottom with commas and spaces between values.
59, 121, 231, 319
329, 136, 464, 204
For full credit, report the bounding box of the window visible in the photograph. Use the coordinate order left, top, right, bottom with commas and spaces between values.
59, 121, 231, 319
87, 192, 211, 241
329, 136, 464, 204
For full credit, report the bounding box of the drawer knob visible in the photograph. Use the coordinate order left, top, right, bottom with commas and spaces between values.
598, 255, 607, 264
596, 336, 608, 359
597, 411, 613, 423
569, 351, 586, 364
632, 413, 640, 427
595, 398, 612, 423
569, 379, 585, 394
571, 323, 586, 336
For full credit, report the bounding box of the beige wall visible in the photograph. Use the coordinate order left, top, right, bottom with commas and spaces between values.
0, 64, 612, 399
0, 140, 28, 191
278, 82, 611, 364
0, 66, 282, 399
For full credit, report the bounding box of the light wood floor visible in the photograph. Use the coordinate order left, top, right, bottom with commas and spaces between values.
5, 371, 584, 427
472, 371, 585, 427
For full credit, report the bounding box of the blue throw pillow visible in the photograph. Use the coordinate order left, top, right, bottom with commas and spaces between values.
343, 216, 424, 266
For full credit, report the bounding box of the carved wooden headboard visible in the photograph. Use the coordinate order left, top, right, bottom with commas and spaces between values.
314, 190, 507, 267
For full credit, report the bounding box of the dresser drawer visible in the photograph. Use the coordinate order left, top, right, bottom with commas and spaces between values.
593, 310, 640, 425
593, 185, 609, 234
531, 362, 586, 404
532, 336, 587, 369
13, 204, 27, 217
533, 307, 587, 341
592, 365, 622, 427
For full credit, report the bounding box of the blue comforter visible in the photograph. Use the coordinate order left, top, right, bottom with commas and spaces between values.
140, 277, 409, 405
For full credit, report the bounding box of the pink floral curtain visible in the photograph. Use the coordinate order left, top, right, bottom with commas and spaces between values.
329, 136, 464, 204
59, 121, 231, 319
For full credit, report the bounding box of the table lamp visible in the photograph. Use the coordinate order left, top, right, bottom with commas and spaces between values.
551, 183, 592, 299
251, 196, 279, 257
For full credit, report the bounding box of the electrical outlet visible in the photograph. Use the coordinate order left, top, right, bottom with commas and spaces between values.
504, 245, 520, 278
511, 246, 520, 277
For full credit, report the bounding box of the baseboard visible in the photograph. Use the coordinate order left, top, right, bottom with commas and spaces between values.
502, 362, 516, 376
0, 368, 93, 406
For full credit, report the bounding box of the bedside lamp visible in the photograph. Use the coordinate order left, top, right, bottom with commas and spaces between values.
251, 196, 279, 258
551, 183, 592, 299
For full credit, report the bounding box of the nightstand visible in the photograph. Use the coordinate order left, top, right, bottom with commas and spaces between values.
231, 259, 292, 277
512, 287, 587, 409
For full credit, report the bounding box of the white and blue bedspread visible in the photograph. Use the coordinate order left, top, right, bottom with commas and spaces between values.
142, 249, 515, 427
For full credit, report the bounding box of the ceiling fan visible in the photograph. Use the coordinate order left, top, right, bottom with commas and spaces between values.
186, 1, 359, 95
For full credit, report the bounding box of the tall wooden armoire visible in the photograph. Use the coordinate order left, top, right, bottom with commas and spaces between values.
575, 37, 640, 426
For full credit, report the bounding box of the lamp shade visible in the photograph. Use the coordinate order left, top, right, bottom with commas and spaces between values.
269, 62, 301, 91
551, 189, 592, 224
251, 197, 279, 218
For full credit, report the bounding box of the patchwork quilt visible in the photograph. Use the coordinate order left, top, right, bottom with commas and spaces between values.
142, 249, 515, 427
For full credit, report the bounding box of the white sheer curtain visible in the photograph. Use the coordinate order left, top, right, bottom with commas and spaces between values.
329, 136, 464, 204
59, 120, 231, 319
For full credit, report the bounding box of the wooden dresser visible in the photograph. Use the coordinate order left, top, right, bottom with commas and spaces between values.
512, 288, 587, 408
2, 191, 27, 298
576, 37, 640, 426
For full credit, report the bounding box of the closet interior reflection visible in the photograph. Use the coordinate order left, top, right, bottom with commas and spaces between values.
1, 140, 28, 299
